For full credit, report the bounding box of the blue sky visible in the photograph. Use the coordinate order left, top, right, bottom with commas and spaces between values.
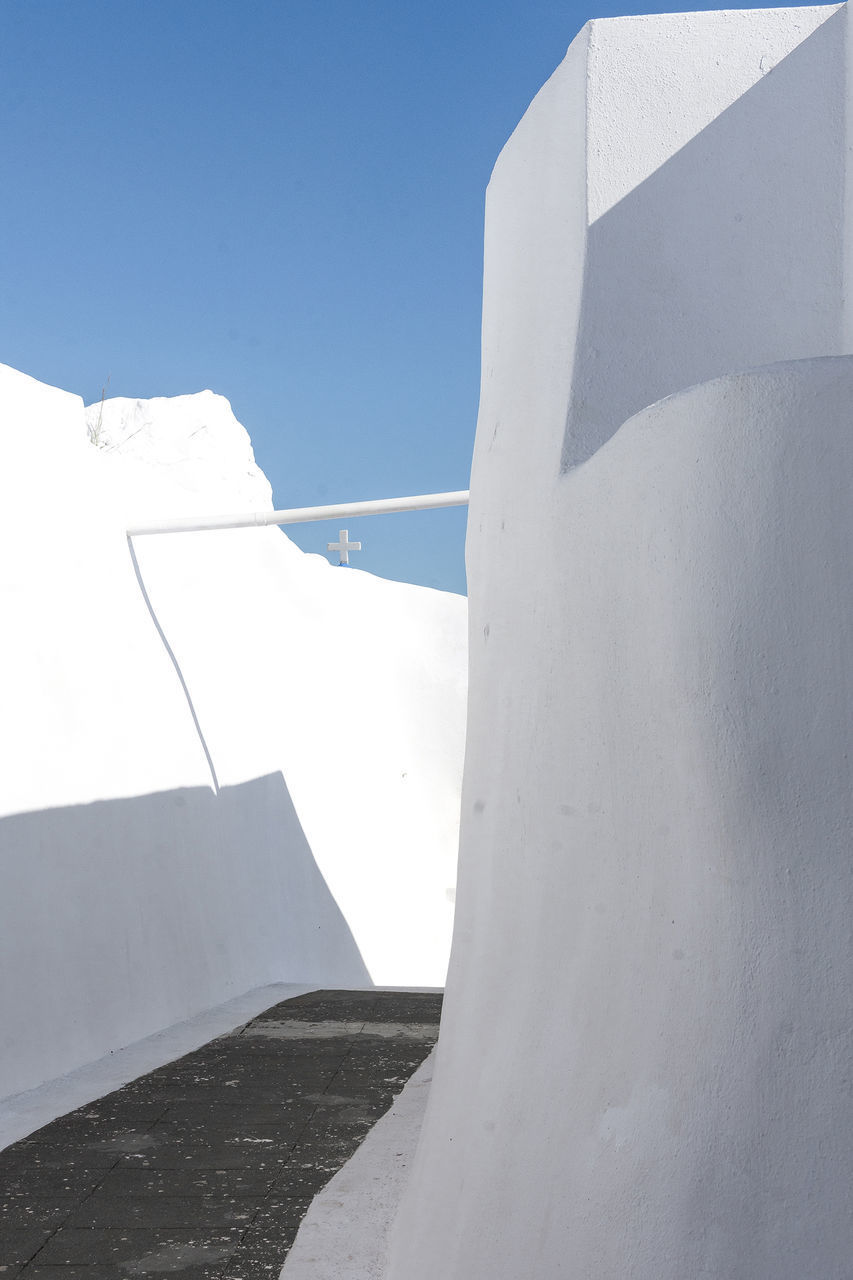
0, 0, 820, 593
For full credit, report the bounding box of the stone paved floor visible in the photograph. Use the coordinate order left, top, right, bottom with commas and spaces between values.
0, 989, 442, 1279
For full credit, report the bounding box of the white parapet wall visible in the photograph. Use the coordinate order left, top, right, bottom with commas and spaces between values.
387, 7, 853, 1278
0, 365, 467, 1104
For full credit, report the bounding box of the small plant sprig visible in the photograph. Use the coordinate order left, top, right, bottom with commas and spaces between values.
88, 374, 110, 448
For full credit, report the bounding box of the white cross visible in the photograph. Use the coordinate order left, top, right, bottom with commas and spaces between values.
327, 528, 362, 565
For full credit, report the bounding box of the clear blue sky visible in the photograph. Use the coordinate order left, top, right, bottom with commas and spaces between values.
0, 0, 818, 593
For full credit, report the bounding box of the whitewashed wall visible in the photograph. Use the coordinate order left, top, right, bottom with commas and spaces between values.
0, 365, 466, 1102
388, 8, 853, 1278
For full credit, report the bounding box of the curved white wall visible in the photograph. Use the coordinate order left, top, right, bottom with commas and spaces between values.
391, 358, 853, 1279
388, 8, 853, 1277
0, 365, 466, 1102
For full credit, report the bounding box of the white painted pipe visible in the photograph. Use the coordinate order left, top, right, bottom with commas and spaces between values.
126, 490, 470, 537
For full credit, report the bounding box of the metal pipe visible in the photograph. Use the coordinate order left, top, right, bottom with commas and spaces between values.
126, 490, 470, 537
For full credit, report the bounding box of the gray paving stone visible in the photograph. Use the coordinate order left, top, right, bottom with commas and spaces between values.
152, 1101, 315, 1126
12, 1270, 110, 1280
267, 1164, 339, 1197
0, 1143, 119, 1169
118, 1076, 338, 1104
160, 1044, 348, 1067
278, 1149, 355, 1179
0, 1167, 107, 1200
33, 1226, 242, 1266
288, 1130, 371, 1168
8, 989, 440, 1278
65, 1193, 257, 1229
0, 1199, 73, 1233
28, 1103, 169, 1139
220, 1246, 298, 1279
300, 1115, 378, 1146
24, 1270, 222, 1280
0, 1228, 49, 1267
244, 1196, 315, 1232
255, 996, 376, 1021
150, 1116, 307, 1144
92, 1167, 276, 1200
309, 1096, 390, 1123
117, 1142, 291, 1171
218, 1198, 312, 1280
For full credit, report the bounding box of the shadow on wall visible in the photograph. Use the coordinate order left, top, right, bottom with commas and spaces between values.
563, 11, 845, 470
0, 772, 371, 1101
127, 535, 220, 793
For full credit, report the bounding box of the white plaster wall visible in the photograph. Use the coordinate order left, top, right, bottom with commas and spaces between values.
387, 9, 853, 1277
0, 365, 466, 1103
392, 357, 853, 1279
570, 4, 844, 469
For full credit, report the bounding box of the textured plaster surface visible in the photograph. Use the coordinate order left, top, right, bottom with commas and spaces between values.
386, 6, 853, 1276
391, 358, 853, 1277
0, 364, 466, 1102
481, 4, 846, 473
